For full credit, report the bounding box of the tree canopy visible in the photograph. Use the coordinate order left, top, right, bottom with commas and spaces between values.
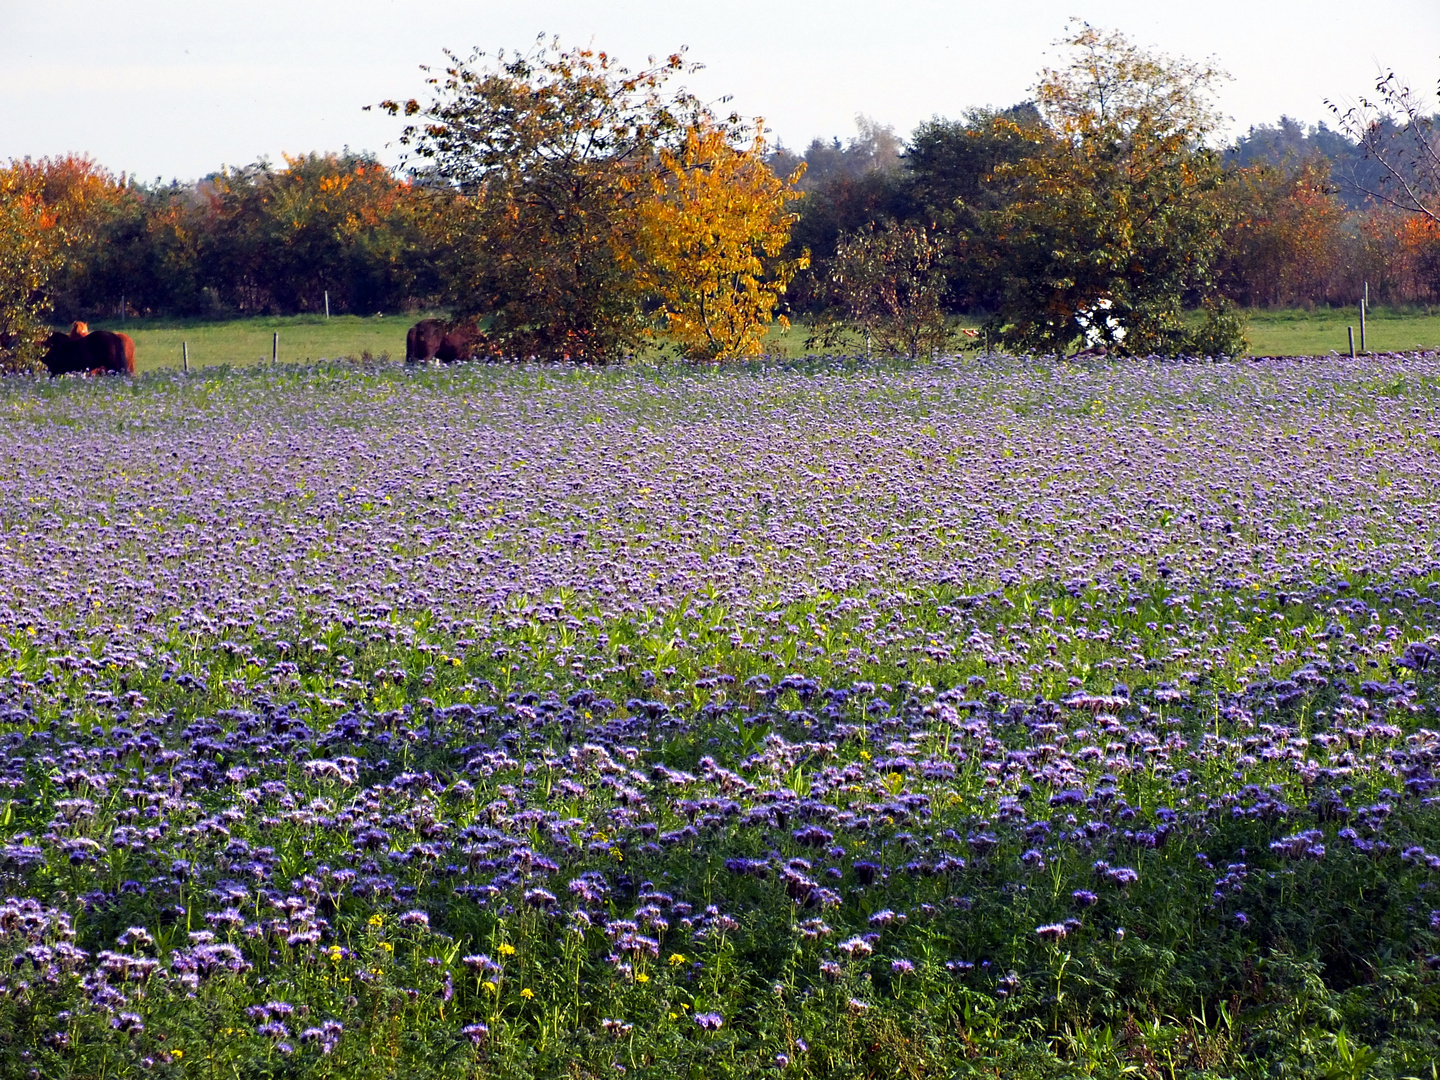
975, 22, 1244, 356
378, 38, 804, 361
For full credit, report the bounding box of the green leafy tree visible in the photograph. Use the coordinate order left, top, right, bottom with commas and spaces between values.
979, 22, 1246, 356
906, 104, 1049, 312
199, 154, 436, 316
0, 175, 56, 371
378, 38, 736, 361
828, 221, 952, 357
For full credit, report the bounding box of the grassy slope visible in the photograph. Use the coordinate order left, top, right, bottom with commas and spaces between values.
74, 307, 1440, 371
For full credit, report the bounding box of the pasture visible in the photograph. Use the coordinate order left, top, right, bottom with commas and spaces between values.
1, 354, 1439, 1078
73, 307, 1440, 370
1244, 305, 1440, 357
75, 314, 423, 374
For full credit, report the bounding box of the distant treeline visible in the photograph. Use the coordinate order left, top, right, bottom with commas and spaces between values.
3, 26, 1438, 369
6, 152, 440, 322
12, 113, 1436, 329
773, 110, 1440, 314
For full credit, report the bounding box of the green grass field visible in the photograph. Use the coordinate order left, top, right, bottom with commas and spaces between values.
75, 313, 425, 373
72, 306, 1440, 370
1242, 305, 1440, 356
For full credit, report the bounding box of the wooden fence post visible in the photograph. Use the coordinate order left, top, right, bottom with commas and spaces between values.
182, 341, 189, 372
272, 332, 279, 365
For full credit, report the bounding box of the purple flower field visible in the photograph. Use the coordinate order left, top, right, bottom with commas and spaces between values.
1, 353, 1439, 1078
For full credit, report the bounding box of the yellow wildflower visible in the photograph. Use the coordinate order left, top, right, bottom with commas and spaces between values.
519, 988, 534, 1000
497, 943, 516, 957
668, 953, 687, 966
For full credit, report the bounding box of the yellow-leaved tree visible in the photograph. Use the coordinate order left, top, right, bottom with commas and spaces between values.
636, 124, 808, 360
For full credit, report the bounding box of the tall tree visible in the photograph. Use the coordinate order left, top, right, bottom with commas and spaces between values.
0, 165, 63, 372
906, 104, 1049, 311
978, 22, 1245, 356
1328, 66, 1440, 223
377, 38, 732, 361
633, 124, 807, 360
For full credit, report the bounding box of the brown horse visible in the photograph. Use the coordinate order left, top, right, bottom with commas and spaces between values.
40, 330, 135, 376
406, 318, 488, 363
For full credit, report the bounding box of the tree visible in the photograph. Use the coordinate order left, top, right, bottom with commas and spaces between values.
829, 222, 952, 357
906, 104, 1049, 311
633, 124, 807, 360
1216, 156, 1346, 307
768, 115, 904, 193
0, 167, 63, 372
1327, 66, 1439, 223
378, 38, 732, 361
197, 154, 435, 316
978, 22, 1245, 356
1398, 215, 1440, 299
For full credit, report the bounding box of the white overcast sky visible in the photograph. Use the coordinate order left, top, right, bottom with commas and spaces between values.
1, 0, 1437, 182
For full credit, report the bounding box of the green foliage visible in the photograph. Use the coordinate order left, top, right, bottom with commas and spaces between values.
974, 23, 1244, 356
906, 105, 1049, 311
828, 222, 953, 357
379, 38, 739, 361
0, 169, 60, 372
198, 154, 438, 317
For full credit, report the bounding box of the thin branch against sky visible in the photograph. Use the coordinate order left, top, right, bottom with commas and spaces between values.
1, 0, 1437, 180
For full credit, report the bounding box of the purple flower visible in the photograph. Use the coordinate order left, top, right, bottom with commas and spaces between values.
111, 1013, 144, 1035
693, 1012, 724, 1031
299, 1020, 343, 1054
838, 936, 873, 958
1105, 867, 1139, 887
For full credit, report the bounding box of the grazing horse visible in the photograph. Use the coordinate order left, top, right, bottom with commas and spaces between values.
406, 318, 487, 363
40, 329, 136, 376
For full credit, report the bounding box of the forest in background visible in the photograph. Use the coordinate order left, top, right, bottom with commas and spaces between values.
3, 25, 1438, 365
7, 113, 1438, 325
